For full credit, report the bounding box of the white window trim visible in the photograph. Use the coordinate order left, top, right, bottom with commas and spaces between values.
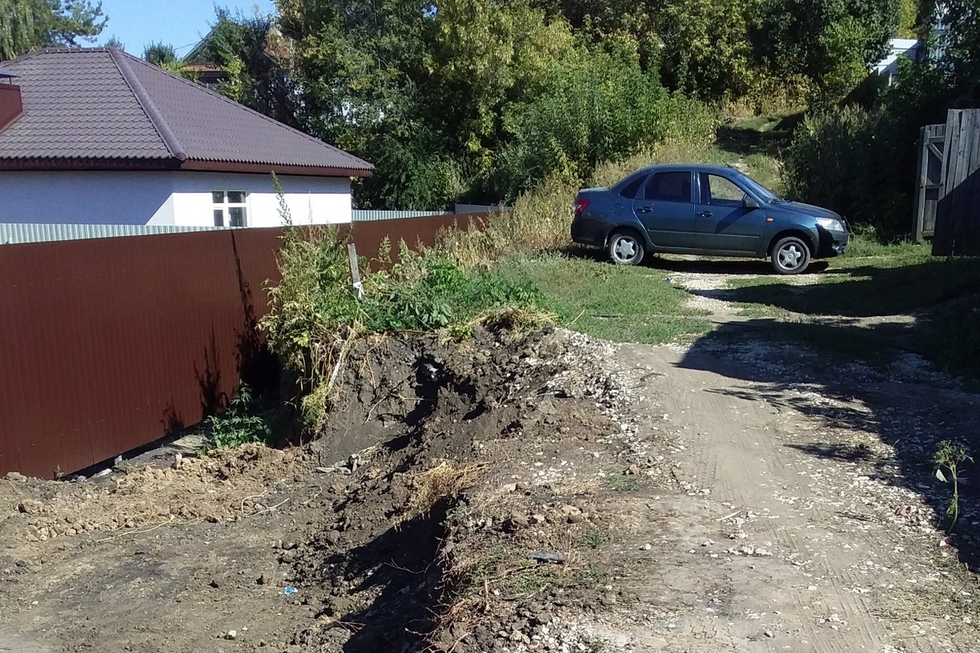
212, 190, 249, 227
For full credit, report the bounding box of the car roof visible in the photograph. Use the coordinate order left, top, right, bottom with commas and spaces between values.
633, 163, 742, 175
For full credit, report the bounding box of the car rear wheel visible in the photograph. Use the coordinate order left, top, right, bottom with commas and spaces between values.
607, 231, 645, 266
771, 236, 811, 275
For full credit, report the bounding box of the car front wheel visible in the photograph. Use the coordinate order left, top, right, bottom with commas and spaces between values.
607, 231, 645, 266
770, 236, 811, 275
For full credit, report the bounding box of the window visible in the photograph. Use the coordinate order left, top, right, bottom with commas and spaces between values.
700, 174, 746, 206
619, 174, 648, 199
212, 191, 248, 226
643, 172, 691, 202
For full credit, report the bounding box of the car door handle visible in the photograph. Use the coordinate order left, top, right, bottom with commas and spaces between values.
637, 206, 653, 213
698, 211, 713, 218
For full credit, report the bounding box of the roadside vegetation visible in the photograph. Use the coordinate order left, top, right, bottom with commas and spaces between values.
260, 226, 545, 428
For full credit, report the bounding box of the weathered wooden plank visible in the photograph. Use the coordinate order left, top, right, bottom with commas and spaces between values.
915, 125, 928, 241
915, 124, 948, 241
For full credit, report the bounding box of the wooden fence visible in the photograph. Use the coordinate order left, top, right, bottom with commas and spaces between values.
0, 214, 477, 479
914, 123, 946, 242
917, 109, 980, 255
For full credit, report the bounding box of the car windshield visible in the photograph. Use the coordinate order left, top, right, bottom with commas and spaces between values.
734, 172, 782, 203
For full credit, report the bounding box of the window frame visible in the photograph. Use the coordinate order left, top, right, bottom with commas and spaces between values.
212, 190, 249, 227
698, 173, 748, 207
642, 170, 694, 203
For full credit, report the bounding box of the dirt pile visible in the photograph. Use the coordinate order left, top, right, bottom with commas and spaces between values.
0, 445, 302, 545
0, 326, 670, 653
279, 326, 667, 652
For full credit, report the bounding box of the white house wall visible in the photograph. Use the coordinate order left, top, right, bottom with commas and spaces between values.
169, 172, 352, 227
0, 170, 352, 226
0, 171, 175, 225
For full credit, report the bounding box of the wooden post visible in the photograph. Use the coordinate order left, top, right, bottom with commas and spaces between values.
347, 243, 364, 300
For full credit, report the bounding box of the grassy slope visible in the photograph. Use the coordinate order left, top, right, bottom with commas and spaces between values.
505, 254, 711, 344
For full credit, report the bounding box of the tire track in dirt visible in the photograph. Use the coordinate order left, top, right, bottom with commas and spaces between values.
612, 342, 970, 653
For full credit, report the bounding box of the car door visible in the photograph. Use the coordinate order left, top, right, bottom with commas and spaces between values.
631, 170, 696, 250
693, 172, 767, 253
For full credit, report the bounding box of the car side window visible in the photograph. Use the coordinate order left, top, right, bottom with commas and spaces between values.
643, 172, 691, 202
700, 173, 746, 206
619, 174, 648, 199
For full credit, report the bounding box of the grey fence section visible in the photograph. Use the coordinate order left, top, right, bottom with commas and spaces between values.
2, 210, 480, 244
933, 109, 980, 256
454, 204, 511, 214
914, 123, 946, 242
352, 210, 449, 222
0, 223, 233, 245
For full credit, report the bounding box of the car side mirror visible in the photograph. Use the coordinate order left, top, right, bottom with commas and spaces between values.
742, 196, 761, 209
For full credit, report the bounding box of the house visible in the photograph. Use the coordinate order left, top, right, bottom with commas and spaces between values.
871, 38, 926, 85
0, 47, 372, 227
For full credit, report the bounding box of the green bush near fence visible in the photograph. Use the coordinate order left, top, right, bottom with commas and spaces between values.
260, 227, 545, 427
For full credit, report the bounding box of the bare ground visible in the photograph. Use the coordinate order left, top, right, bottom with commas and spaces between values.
1, 309, 977, 652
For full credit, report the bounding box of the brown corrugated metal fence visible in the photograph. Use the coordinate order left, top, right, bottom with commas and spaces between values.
0, 214, 475, 478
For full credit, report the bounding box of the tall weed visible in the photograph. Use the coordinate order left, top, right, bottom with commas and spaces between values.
435, 174, 579, 268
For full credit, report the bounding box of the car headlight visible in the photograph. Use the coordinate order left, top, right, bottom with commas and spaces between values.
815, 217, 845, 231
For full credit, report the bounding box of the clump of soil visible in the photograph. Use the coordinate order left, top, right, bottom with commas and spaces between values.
0, 445, 303, 546
283, 326, 665, 652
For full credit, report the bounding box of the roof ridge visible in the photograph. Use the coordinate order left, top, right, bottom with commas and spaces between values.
109, 48, 187, 161
0, 48, 48, 67
123, 52, 371, 170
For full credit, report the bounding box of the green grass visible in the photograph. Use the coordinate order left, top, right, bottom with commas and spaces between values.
503, 254, 712, 344
602, 473, 640, 492
724, 239, 980, 380
577, 530, 608, 549
728, 239, 980, 318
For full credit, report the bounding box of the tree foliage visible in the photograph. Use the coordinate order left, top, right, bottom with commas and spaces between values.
237, 0, 911, 208
192, 9, 301, 127
141, 41, 176, 66
756, 0, 902, 102
0, 0, 106, 60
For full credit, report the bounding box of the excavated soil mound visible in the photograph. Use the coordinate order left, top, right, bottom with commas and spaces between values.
283, 326, 665, 652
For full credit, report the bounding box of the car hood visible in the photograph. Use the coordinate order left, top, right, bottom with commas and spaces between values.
775, 200, 843, 221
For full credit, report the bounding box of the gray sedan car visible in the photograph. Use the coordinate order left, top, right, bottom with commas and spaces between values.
571, 164, 849, 274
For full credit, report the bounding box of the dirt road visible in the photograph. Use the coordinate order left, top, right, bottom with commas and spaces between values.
0, 323, 977, 652
593, 339, 979, 652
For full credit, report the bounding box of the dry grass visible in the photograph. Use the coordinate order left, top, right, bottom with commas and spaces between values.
434, 174, 578, 268
404, 460, 490, 519
590, 138, 715, 188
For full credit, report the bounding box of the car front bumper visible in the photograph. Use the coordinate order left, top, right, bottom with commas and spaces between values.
817, 228, 849, 258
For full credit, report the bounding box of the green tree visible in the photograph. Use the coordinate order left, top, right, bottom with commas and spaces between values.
933, 0, 980, 101
0, 0, 106, 60
658, 0, 764, 102
756, 0, 902, 101
141, 40, 176, 66
192, 9, 301, 127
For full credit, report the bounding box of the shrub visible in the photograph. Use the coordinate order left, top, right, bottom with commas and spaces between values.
364, 249, 540, 331
205, 382, 274, 450
784, 105, 906, 234
260, 227, 544, 426
260, 225, 360, 385
492, 43, 717, 201
435, 174, 579, 268
784, 60, 950, 238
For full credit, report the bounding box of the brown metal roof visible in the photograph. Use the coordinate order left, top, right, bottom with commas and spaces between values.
0, 48, 372, 177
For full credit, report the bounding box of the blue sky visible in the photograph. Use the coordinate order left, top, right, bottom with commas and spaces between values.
96, 1, 277, 57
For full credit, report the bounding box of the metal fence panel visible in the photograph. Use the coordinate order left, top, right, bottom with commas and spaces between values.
352, 210, 450, 222
0, 213, 480, 479
0, 222, 232, 245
